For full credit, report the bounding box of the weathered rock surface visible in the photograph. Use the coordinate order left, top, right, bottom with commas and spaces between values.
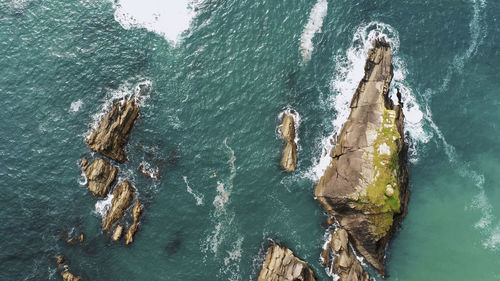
322, 228, 370, 281
84, 158, 118, 197
112, 225, 124, 241
125, 200, 143, 245
62, 271, 81, 281
258, 244, 315, 281
102, 181, 135, 231
280, 113, 297, 172
88, 98, 139, 163
315, 39, 409, 275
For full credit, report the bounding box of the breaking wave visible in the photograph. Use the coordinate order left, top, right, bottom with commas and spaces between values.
307, 22, 429, 181
110, 0, 199, 43
183, 176, 204, 206
299, 0, 328, 63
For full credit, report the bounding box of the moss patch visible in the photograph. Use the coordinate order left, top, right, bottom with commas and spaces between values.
353, 106, 402, 236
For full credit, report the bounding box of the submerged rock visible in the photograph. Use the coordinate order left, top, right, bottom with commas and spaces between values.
323, 228, 370, 281
315, 39, 409, 275
280, 113, 298, 172
84, 158, 118, 197
258, 244, 315, 281
87, 98, 139, 163
125, 200, 143, 245
102, 181, 135, 231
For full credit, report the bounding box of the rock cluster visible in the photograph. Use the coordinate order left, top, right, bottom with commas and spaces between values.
82, 158, 118, 197
258, 244, 315, 281
102, 181, 135, 231
314, 39, 409, 275
87, 98, 139, 163
322, 228, 370, 281
280, 113, 298, 172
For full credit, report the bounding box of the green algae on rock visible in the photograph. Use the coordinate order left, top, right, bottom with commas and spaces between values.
314, 39, 409, 276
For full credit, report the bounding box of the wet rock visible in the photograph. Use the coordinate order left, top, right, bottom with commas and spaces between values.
258, 244, 315, 281
125, 200, 143, 245
80, 158, 90, 171
85, 158, 118, 197
78, 233, 84, 243
87, 98, 140, 163
62, 271, 81, 281
325, 229, 370, 281
112, 225, 124, 242
315, 39, 409, 275
56, 256, 65, 265
280, 113, 298, 172
102, 181, 135, 231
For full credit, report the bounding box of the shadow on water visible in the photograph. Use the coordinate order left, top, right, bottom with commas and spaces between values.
164, 230, 183, 256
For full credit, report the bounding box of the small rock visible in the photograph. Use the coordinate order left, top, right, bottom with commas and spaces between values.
112, 225, 124, 242
56, 256, 65, 265
258, 244, 315, 281
280, 113, 298, 172
62, 271, 81, 281
80, 158, 90, 171
78, 233, 84, 243
85, 158, 118, 197
102, 181, 135, 231
385, 185, 394, 197
87, 98, 140, 163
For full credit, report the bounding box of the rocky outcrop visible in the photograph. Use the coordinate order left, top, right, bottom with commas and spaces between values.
87, 98, 139, 163
258, 244, 315, 281
112, 225, 124, 241
125, 200, 143, 245
102, 181, 135, 231
62, 271, 81, 281
322, 229, 370, 281
280, 113, 297, 172
315, 39, 409, 275
83, 158, 118, 197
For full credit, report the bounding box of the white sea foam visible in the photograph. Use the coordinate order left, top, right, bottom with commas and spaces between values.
95, 193, 114, 218
183, 176, 204, 205
307, 22, 428, 181
221, 236, 244, 281
85, 80, 151, 140
110, 0, 198, 43
300, 0, 328, 63
203, 138, 238, 256
70, 100, 83, 112
277, 108, 302, 150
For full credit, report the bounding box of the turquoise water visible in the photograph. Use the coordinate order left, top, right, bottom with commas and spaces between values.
1, 0, 500, 280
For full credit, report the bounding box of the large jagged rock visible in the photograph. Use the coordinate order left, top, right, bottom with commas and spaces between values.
83, 158, 118, 197
125, 200, 143, 245
280, 113, 297, 172
102, 181, 135, 231
258, 244, 315, 281
315, 39, 409, 275
88, 98, 139, 163
322, 228, 370, 281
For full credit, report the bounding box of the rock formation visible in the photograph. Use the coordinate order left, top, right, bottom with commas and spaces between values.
112, 225, 124, 241
315, 39, 409, 275
280, 113, 298, 172
125, 200, 143, 245
87, 98, 139, 163
83, 158, 118, 197
62, 271, 81, 281
322, 228, 370, 281
102, 181, 135, 231
258, 244, 315, 281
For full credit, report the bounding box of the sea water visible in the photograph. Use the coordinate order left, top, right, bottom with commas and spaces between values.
1, 0, 500, 280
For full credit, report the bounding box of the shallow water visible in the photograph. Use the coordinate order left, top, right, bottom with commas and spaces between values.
1, 0, 500, 280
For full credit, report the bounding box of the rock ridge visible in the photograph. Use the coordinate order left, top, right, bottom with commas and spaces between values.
314, 39, 409, 275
